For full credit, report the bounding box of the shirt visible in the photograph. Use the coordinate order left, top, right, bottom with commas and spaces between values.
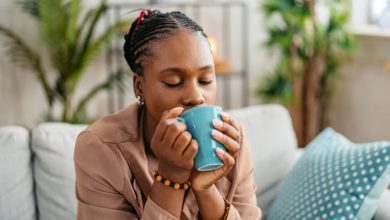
74, 103, 261, 219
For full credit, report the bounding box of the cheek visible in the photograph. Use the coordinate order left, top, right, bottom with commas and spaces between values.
145, 84, 179, 103
205, 84, 217, 104
205, 88, 217, 105
143, 84, 180, 118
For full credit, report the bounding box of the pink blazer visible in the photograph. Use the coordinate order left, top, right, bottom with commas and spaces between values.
74, 103, 261, 219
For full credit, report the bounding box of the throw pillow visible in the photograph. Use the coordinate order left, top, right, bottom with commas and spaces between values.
268, 128, 390, 220
0, 126, 36, 220
32, 123, 86, 220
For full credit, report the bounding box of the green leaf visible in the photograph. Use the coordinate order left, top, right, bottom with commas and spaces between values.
75, 6, 95, 43
38, 0, 68, 71
66, 0, 82, 45
257, 0, 356, 107
257, 70, 292, 105
73, 69, 129, 122
0, 26, 54, 105
73, 1, 107, 72
18, 0, 40, 19
70, 19, 125, 89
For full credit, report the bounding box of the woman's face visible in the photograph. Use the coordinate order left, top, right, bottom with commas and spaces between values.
135, 31, 217, 123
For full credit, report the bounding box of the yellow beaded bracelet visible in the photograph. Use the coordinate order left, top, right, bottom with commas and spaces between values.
152, 170, 191, 190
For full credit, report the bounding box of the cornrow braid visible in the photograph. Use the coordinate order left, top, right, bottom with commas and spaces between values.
123, 10, 208, 74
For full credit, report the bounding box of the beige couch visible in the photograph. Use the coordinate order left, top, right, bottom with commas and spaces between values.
0, 104, 389, 220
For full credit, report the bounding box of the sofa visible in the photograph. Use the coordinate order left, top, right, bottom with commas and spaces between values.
0, 104, 389, 220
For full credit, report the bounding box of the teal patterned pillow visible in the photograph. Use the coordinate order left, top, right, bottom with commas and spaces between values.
268, 128, 390, 220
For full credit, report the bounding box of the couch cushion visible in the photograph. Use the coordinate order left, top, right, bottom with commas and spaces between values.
32, 123, 86, 220
0, 126, 36, 220
374, 189, 390, 220
268, 128, 390, 220
228, 104, 299, 217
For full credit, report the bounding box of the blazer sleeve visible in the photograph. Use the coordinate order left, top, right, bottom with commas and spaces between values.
226, 129, 262, 220
74, 131, 178, 220
74, 131, 138, 220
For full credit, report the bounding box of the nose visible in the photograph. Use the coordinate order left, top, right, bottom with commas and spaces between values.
181, 81, 205, 107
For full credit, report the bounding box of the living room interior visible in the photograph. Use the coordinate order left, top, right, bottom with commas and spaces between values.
1, 0, 390, 220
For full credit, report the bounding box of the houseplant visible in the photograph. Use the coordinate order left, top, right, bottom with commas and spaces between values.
0, 0, 126, 123
257, 0, 356, 146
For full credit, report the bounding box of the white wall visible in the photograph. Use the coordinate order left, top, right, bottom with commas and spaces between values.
1, 0, 390, 143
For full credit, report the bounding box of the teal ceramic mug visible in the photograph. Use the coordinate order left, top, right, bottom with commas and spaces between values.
177, 105, 226, 171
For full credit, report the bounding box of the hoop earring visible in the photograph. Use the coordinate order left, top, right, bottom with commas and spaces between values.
137, 96, 145, 106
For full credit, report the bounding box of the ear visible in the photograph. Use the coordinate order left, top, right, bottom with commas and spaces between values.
133, 74, 144, 98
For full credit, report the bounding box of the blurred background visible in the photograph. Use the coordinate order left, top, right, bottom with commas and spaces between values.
1, 0, 390, 146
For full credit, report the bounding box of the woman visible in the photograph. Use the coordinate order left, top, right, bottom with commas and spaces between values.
74, 10, 261, 220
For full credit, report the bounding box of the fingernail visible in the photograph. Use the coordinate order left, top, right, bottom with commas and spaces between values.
212, 129, 222, 139
216, 147, 224, 155
172, 106, 184, 112
213, 120, 223, 128
221, 112, 229, 120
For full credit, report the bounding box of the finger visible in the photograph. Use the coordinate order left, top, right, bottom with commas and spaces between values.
215, 148, 235, 174
162, 122, 187, 148
153, 107, 184, 141
213, 119, 240, 142
221, 112, 241, 133
182, 139, 198, 160
172, 131, 192, 155
153, 118, 183, 142
211, 129, 240, 157
160, 106, 184, 121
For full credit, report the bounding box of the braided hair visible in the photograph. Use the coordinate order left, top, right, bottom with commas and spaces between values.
123, 10, 208, 75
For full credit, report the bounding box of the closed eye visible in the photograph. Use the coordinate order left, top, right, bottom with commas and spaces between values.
163, 81, 183, 88
199, 80, 213, 85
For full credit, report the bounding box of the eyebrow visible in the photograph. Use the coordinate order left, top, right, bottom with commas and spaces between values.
159, 65, 215, 74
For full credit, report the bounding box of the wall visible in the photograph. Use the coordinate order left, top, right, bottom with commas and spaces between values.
329, 35, 390, 142
1, 0, 389, 143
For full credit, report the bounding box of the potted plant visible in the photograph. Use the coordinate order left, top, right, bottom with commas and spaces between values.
257, 0, 356, 146
0, 0, 126, 123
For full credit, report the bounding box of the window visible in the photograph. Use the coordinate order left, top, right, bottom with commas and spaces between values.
350, 0, 390, 36
369, 0, 388, 24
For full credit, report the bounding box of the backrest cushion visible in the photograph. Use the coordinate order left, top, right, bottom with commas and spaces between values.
32, 123, 86, 220
374, 189, 390, 220
268, 128, 390, 220
228, 104, 299, 217
0, 126, 36, 220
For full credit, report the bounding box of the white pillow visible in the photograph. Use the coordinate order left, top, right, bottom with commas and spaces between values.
0, 126, 36, 220
374, 189, 390, 220
32, 123, 86, 220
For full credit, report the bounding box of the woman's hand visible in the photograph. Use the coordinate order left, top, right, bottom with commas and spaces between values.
150, 107, 198, 183
190, 112, 241, 192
